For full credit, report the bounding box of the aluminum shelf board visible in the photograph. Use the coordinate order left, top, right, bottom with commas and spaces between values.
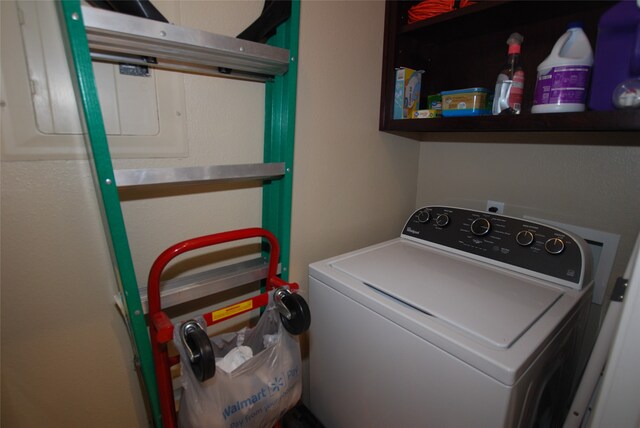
132, 257, 274, 313
114, 162, 285, 189
81, 6, 290, 81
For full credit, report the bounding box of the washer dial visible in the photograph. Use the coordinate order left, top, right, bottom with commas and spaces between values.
470, 218, 491, 236
545, 238, 565, 255
417, 210, 430, 223
435, 214, 450, 227
516, 230, 535, 247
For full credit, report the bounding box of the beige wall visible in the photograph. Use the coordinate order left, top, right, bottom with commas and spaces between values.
289, 1, 419, 285
1, 1, 418, 426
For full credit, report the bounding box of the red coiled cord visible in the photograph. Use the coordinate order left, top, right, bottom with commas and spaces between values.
408, 0, 475, 24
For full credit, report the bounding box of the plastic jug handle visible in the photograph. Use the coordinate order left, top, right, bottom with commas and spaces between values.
553, 31, 573, 58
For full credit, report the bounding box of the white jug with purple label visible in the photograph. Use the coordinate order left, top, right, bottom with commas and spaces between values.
532, 22, 593, 113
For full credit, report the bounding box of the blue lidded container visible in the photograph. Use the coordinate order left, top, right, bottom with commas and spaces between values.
441, 87, 492, 117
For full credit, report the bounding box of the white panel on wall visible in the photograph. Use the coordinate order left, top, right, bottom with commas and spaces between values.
113, 67, 160, 136
1, 0, 186, 160
93, 63, 121, 135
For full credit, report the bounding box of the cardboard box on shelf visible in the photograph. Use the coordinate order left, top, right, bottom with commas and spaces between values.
394, 67, 424, 119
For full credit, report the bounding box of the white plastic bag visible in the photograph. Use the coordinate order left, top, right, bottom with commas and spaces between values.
175, 304, 302, 428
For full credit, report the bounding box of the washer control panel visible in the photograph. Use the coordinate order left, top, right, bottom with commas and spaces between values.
402, 206, 586, 287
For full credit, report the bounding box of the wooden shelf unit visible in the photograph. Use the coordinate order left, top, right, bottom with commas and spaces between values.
379, 1, 640, 138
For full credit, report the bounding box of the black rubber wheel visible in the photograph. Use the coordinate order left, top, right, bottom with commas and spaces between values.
183, 324, 215, 382
280, 293, 311, 335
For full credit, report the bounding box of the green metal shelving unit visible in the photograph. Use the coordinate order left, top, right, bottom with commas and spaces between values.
56, 1, 299, 426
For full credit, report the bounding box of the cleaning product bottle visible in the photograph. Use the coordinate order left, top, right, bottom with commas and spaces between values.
532, 22, 593, 113
492, 33, 525, 115
588, 0, 640, 111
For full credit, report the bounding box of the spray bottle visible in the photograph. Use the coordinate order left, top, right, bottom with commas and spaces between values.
492, 33, 525, 115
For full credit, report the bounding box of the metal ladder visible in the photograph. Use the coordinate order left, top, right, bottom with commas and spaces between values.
56, 1, 299, 426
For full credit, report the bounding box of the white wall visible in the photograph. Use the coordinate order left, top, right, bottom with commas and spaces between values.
1, 1, 419, 426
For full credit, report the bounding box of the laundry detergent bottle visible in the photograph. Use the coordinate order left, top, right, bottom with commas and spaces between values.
532, 22, 593, 113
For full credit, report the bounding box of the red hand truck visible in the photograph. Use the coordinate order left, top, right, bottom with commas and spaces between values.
147, 228, 310, 428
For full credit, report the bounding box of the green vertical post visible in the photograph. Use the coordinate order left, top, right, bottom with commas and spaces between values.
263, 0, 300, 280
56, 1, 162, 426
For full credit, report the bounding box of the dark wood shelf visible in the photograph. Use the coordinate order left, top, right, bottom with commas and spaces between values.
379, 0, 640, 140
387, 110, 640, 133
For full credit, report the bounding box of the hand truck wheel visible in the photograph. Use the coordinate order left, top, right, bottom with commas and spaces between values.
180, 321, 215, 382
277, 291, 311, 335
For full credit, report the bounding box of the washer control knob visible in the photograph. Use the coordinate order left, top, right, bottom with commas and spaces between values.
470, 218, 491, 236
545, 238, 565, 255
516, 230, 535, 247
417, 210, 430, 223
435, 214, 450, 227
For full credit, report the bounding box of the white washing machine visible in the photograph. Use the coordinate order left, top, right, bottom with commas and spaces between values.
308, 206, 593, 428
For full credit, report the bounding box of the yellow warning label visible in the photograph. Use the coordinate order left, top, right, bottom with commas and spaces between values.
212, 301, 253, 322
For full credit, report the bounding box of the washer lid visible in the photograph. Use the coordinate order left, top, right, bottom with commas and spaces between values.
331, 240, 563, 348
